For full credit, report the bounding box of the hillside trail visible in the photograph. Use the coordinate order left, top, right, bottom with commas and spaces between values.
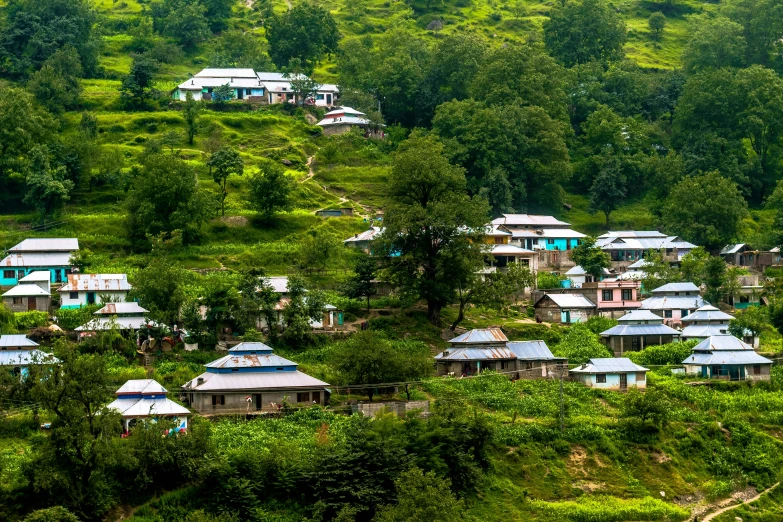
302, 155, 374, 220
300, 156, 316, 184
701, 481, 780, 521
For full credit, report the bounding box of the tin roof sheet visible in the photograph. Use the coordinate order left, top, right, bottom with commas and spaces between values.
491, 214, 571, 227
600, 324, 681, 337
720, 244, 747, 255
1, 252, 73, 268
75, 316, 163, 331
95, 302, 147, 315
228, 342, 275, 353
194, 68, 257, 78
0, 335, 38, 348
506, 340, 558, 360
681, 305, 734, 323
255, 72, 288, 81
182, 371, 329, 392
639, 295, 706, 310
18, 271, 51, 283
539, 293, 596, 308
617, 310, 664, 323
491, 244, 536, 255
680, 325, 730, 338
58, 274, 131, 292
318, 116, 370, 127
344, 227, 384, 243
683, 350, 772, 365
435, 346, 517, 360
107, 397, 190, 417
2, 284, 50, 297
10, 238, 78, 252
570, 357, 648, 373
0, 349, 59, 365
651, 282, 701, 294
692, 335, 754, 352
205, 353, 296, 369
116, 379, 168, 395
449, 328, 508, 344
628, 259, 653, 269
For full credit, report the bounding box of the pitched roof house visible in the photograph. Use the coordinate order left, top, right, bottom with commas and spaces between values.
570, 358, 649, 390
534, 293, 596, 324
600, 310, 681, 355
0, 335, 59, 376
638, 282, 706, 326
108, 379, 190, 432
680, 305, 759, 348
75, 302, 161, 333
317, 107, 379, 136
58, 273, 132, 309
682, 335, 771, 381
596, 231, 695, 262
181, 342, 330, 413
434, 328, 566, 379
2, 271, 51, 312
1, 238, 78, 286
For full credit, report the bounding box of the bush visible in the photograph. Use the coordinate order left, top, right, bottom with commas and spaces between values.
626, 340, 697, 366
529, 496, 689, 521
54, 304, 102, 330
537, 271, 565, 289
14, 311, 49, 328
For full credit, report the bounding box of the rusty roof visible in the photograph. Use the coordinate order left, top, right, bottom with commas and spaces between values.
58, 273, 131, 292
205, 353, 297, 369
449, 328, 508, 345
1, 252, 73, 268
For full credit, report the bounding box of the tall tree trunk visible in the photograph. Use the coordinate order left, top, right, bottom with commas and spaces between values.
427, 300, 441, 326
367, 294, 371, 312
604, 210, 610, 228
451, 300, 466, 331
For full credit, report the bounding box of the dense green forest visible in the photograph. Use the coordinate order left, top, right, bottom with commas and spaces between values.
5, 0, 783, 520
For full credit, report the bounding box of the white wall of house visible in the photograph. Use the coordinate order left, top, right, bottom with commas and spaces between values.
60, 290, 128, 308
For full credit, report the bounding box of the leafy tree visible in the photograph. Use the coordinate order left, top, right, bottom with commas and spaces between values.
341, 255, 378, 311
373, 467, 464, 522
266, 2, 340, 69
23, 145, 74, 223
330, 331, 432, 401
537, 271, 565, 289
621, 388, 670, 427
723, 0, 783, 67
22, 506, 80, 522
210, 29, 273, 70
703, 256, 728, 304
247, 160, 295, 220
183, 91, 202, 145
682, 17, 747, 73
212, 83, 235, 103
680, 247, 711, 286
570, 236, 611, 279
543, 0, 626, 67
281, 275, 325, 345
639, 250, 681, 295
119, 55, 159, 108
129, 259, 188, 327
27, 46, 83, 113
125, 154, 218, 248
207, 147, 244, 216
284, 58, 321, 105
588, 157, 627, 227
0, 88, 56, 209
0, 0, 99, 77
377, 132, 490, 324
299, 229, 342, 271
162, 1, 211, 50
649, 12, 666, 40
27, 342, 122, 519
729, 305, 768, 339
552, 323, 613, 364
659, 171, 747, 251
451, 263, 534, 330
0, 303, 16, 334
626, 340, 697, 366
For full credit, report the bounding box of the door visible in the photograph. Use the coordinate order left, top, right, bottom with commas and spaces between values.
27, 297, 35, 311
619, 374, 627, 390
326, 93, 332, 105
254, 394, 262, 410
561, 310, 571, 323
87, 292, 96, 305
237, 89, 243, 100
312, 391, 321, 405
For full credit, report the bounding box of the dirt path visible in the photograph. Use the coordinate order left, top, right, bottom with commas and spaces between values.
701, 482, 780, 521
300, 156, 316, 184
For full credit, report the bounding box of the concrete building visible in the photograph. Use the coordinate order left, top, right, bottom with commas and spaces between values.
570, 358, 649, 390
182, 342, 329, 413
682, 335, 772, 381
596, 231, 695, 265
75, 302, 160, 334
434, 328, 567, 378
534, 293, 596, 324
58, 274, 131, 308
638, 282, 706, 326
107, 379, 190, 433
600, 310, 681, 356
0, 335, 59, 377
1, 271, 51, 312
680, 305, 758, 348
0, 238, 78, 286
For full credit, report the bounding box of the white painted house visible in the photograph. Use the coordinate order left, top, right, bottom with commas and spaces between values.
107, 379, 190, 432
570, 358, 649, 390
58, 274, 131, 308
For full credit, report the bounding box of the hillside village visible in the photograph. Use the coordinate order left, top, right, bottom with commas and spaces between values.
4, 0, 783, 518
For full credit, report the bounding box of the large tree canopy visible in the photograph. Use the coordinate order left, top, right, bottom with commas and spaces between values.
266, 2, 340, 69
543, 0, 626, 67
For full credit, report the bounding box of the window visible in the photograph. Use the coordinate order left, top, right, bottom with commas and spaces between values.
500, 360, 508, 370
245, 89, 251, 95
494, 237, 505, 244
276, 367, 284, 371
754, 365, 761, 375
681, 309, 689, 317
621, 289, 633, 301
547, 238, 555, 245
525, 362, 533, 370
12, 297, 21, 305
2, 270, 13, 279
316, 93, 325, 100
596, 374, 607, 383
664, 310, 673, 318
211, 395, 225, 406
740, 295, 750, 303
297, 392, 310, 403
674, 292, 680, 296
602, 290, 614, 301
636, 372, 645, 382
69, 292, 78, 299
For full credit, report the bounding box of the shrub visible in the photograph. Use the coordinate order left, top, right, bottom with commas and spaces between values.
54, 304, 101, 330
626, 340, 697, 366
14, 311, 49, 329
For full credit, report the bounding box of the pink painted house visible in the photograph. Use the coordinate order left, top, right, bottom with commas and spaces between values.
585, 279, 642, 319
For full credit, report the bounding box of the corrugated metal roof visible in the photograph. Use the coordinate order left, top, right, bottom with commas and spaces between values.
0, 335, 38, 348
435, 347, 517, 360
506, 341, 558, 360
0, 349, 58, 365
318, 116, 370, 127
58, 274, 131, 292
651, 282, 700, 294
264, 276, 289, 294
256, 72, 288, 82
681, 305, 734, 323
617, 310, 664, 323
178, 77, 262, 89
491, 214, 571, 227
18, 271, 50, 283
107, 397, 190, 417
600, 324, 681, 337
683, 351, 772, 365
324, 107, 365, 117
116, 379, 167, 395
1, 252, 73, 268
570, 358, 648, 373
491, 244, 536, 255
540, 293, 596, 308
10, 238, 79, 252
449, 328, 508, 344
206, 353, 296, 369
182, 371, 329, 392
692, 335, 754, 352
344, 227, 384, 243
95, 302, 147, 315
598, 231, 667, 239
75, 316, 163, 331
229, 342, 274, 353
628, 259, 653, 269
2, 284, 50, 297
639, 295, 706, 310
720, 244, 746, 255
681, 325, 730, 338
195, 68, 257, 78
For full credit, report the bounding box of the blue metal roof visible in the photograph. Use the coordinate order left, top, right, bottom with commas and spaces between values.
570, 358, 648, 374
506, 341, 559, 360
683, 351, 772, 365
639, 295, 706, 310
435, 347, 516, 361
228, 342, 274, 354
600, 324, 681, 337
617, 310, 664, 323
692, 335, 753, 352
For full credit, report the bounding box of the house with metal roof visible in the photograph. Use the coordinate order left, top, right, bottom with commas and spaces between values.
1, 238, 78, 287
58, 273, 132, 308
343, 227, 384, 253
317, 107, 382, 136
0, 335, 59, 376
253, 277, 343, 331
172, 68, 265, 101
182, 342, 330, 413
107, 379, 190, 432
434, 328, 567, 379
534, 293, 596, 324
491, 214, 572, 229
681, 305, 759, 348
596, 231, 695, 263
570, 358, 649, 390
2, 271, 51, 312
638, 282, 706, 326
600, 310, 681, 356
682, 335, 772, 381
564, 265, 612, 288
75, 302, 161, 333
486, 244, 540, 272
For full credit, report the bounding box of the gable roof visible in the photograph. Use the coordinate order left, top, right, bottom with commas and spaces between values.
58, 274, 131, 292
2, 284, 50, 297
19, 271, 51, 283
0, 335, 38, 348
720, 244, 747, 255
692, 335, 754, 352
490, 214, 571, 227
1, 252, 74, 268
194, 68, 257, 78
324, 107, 366, 117
9, 238, 79, 252
651, 282, 700, 294
537, 293, 596, 309
680, 325, 731, 338
681, 305, 734, 323
449, 328, 508, 344
182, 371, 329, 392
639, 295, 706, 311
116, 379, 167, 395
344, 227, 384, 244
600, 323, 680, 337
617, 310, 664, 323
95, 302, 147, 315
491, 244, 536, 255
570, 358, 648, 373
229, 342, 275, 354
